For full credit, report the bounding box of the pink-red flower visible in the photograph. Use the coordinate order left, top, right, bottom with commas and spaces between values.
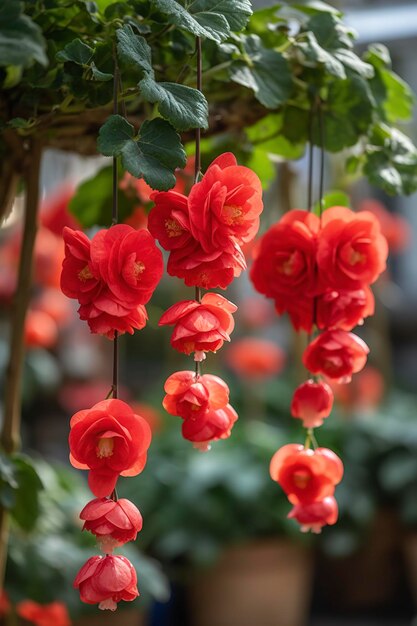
90, 225, 163, 307
316, 287, 374, 331
303, 330, 369, 383
61, 225, 162, 338
159, 293, 237, 361
16, 601, 70, 626
250, 210, 319, 302
288, 496, 338, 533
74, 554, 138, 610
61, 227, 101, 304
291, 380, 334, 429
270, 444, 343, 505
182, 403, 238, 449
225, 337, 285, 380
163, 370, 229, 420
149, 153, 262, 289
317, 206, 388, 289
187, 152, 263, 251
80, 497, 143, 552
69, 399, 152, 497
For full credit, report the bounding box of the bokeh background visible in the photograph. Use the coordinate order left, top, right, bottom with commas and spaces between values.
1, 1, 417, 626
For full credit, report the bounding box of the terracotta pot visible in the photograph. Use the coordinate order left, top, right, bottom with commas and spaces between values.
74, 608, 145, 626
188, 539, 313, 626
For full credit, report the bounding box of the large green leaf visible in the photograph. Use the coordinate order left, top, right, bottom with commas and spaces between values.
10, 455, 43, 532
56, 38, 93, 64
246, 113, 305, 160
190, 0, 252, 32
230, 35, 292, 108
364, 124, 417, 195
151, 0, 231, 43
0, 0, 47, 68
97, 115, 186, 190
116, 24, 152, 72
69, 166, 138, 228
139, 75, 208, 130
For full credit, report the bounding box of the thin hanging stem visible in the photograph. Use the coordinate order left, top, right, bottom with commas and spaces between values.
194, 36, 203, 378
318, 101, 325, 221
307, 107, 314, 212
112, 57, 119, 399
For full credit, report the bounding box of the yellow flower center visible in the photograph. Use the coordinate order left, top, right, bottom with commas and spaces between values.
350, 249, 365, 265
134, 261, 145, 276
222, 204, 243, 225
165, 219, 183, 237
97, 437, 114, 458
78, 265, 93, 282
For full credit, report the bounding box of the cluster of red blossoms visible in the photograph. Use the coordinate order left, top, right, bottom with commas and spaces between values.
60, 217, 163, 607
150, 153, 263, 448
251, 206, 388, 532
69, 399, 151, 610
61, 224, 163, 338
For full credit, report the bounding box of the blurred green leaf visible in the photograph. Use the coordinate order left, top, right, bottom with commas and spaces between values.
0, 0, 47, 68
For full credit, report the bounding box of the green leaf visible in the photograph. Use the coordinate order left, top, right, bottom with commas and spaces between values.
246, 113, 305, 160
151, 0, 230, 43
139, 75, 208, 130
56, 38, 94, 65
246, 147, 276, 189
90, 62, 113, 81
0, 0, 47, 68
190, 0, 252, 32
69, 165, 138, 228
307, 12, 355, 50
295, 32, 346, 79
313, 190, 350, 215
230, 35, 292, 108
116, 24, 152, 72
9, 455, 43, 532
97, 115, 186, 190
364, 124, 417, 196
292, 1, 341, 16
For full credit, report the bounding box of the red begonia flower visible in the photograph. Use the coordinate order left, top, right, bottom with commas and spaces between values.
90, 224, 163, 306
288, 496, 338, 533
78, 301, 147, 340
291, 380, 334, 428
182, 402, 238, 448
163, 370, 229, 420
69, 399, 152, 497
303, 330, 369, 383
317, 206, 388, 289
316, 286, 375, 331
74, 554, 138, 610
278, 295, 315, 333
159, 293, 237, 361
250, 210, 319, 306
167, 238, 246, 289
148, 190, 192, 251
80, 497, 143, 552
0, 591, 10, 618
35, 228, 65, 289
187, 152, 263, 252
225, 337, 285, 379
270, 444, 343, 505
16, 600, 70, 626
61, 227, 101, 304
24, 310, 58, 349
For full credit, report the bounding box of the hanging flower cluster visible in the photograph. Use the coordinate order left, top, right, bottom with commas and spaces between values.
251, 205, 388, 533
60, 220, 162, 608
150, 153, 263, 448
61, 224, 163, 339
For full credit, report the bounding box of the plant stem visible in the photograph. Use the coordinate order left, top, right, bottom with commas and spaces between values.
0, 137, 42, 588
194, 37, 203, 380
112, 55, 119, 400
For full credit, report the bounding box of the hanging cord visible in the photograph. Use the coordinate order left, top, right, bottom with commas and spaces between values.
112, 56, 119, 399
318, 100, 325, 221
194, 36, 203, 378
307, 104, 314, 212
